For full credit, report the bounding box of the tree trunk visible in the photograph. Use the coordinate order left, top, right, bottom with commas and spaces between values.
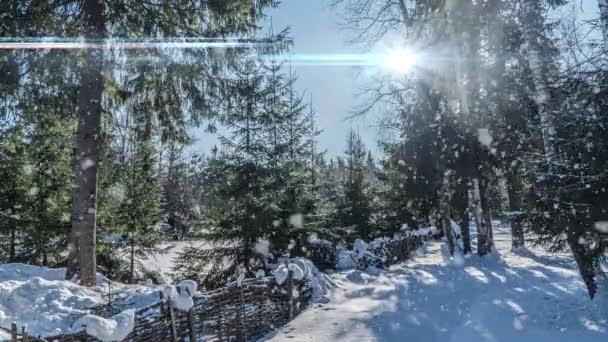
521, 0, 558, 166
9, 225, 16, 262
439, 172, 456, 256
480, 177, 494, 252
454, 180, 471, 254
460, 207, 471, 254
472, 177, 493, 255
568, 235, 598, 298
66, 0, 105, 286
448, 0, 484, 256
462, 0, 496, 255
599, 0, 608, 49
507, 169, 525, 249
129, 232, 135, 284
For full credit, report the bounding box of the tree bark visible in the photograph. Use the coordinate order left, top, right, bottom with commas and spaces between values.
521, 0, 558, 166
480, 176, 494, 252
472, 176, 494, 255
66, 0, 105, 286
599, 0, 608, 50
129, 232, 135, 284
9, 224, 16, 262
462, 0, 495, 255
454, 179, 471, 254
507, 169, 525, 249
439, 172, 456, 255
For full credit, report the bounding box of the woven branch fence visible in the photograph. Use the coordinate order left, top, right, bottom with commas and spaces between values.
4, 235, 424, 342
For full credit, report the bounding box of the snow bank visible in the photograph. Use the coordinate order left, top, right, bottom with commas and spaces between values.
71, 309, 134, 342
346, 270, 374, 284
0, 330, 10, 341
265, 228, 608, 342
0, 263, 160, 337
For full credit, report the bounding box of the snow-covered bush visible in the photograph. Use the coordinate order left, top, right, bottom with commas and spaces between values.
334, 227, 430, 272
269, 257, 335, 303
304, 234, 336, 271
71, 309, 135, 342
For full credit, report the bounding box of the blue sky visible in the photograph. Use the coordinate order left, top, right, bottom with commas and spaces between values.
192, 0, 603, 158
192, 0, 379, 157
263, 0, 380, 156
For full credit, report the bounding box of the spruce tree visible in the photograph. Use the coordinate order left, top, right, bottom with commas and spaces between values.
339, 130, 372, 241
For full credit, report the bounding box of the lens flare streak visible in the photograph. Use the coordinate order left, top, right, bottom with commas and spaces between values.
0, 38, 430, 71
266, 52, 426, 69
0, 37, 276, 50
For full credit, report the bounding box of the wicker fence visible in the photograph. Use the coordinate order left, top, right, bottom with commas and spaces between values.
3, 235, 425, 342
45, 274, 308, 342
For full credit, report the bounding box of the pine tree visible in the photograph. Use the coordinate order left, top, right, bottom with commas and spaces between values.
5, 0, 281, 285
22, 114, 74, 266
0, 125, 26, 263
174, 57, 277, 287
162, 143, 207, 240
338, 130, 372, 241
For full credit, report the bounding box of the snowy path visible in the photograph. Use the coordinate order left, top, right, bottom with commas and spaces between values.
141, 241, 188, 274
141, 240, 206, 274
262, 228, 607, 342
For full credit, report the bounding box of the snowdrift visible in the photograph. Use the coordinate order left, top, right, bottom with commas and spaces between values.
264, 229, 608, 342
72, 309, 135, 342
0, 263, 160, 338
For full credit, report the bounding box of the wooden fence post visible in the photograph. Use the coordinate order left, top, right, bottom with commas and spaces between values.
188, 309, 197, 342
160, 289, 178, 342
167, 301, 178, 342
21, 326, 28, 342
159, 291, 165, 316
10, 323, 17, 341
286, 269, 294, 321
239, 284, 248, 342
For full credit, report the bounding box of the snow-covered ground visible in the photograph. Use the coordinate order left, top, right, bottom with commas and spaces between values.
262, 227, 608, 342
141, 240, 192, 275
140, 239, 217, 279
0, 264, 160, 338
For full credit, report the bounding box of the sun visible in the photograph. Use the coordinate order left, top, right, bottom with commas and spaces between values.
382, 48, 419, 74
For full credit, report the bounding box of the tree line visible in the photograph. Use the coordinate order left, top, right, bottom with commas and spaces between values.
331, 0, 608, 298
1, 0, 607, 300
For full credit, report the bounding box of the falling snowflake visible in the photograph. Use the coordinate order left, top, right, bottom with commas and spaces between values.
289, 213, 304, 228
477, 128, 493, 148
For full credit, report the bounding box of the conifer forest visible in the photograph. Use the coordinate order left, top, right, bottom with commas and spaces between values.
1, 1, 608, 341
